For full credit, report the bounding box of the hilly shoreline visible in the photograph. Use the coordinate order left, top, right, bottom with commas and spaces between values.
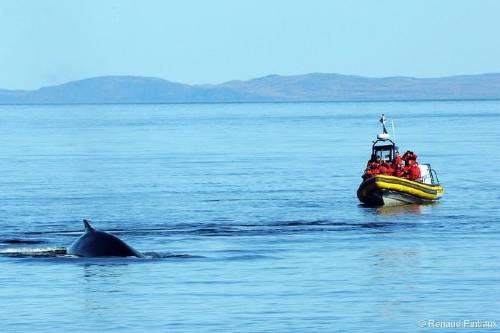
1, 73, 500, 104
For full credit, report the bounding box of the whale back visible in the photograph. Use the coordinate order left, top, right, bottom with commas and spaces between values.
68, 220, 143, 258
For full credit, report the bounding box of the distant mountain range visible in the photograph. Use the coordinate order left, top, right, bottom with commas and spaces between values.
1, 73, 500, 104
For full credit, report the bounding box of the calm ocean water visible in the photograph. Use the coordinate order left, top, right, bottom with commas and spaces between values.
0, 101, 499, 332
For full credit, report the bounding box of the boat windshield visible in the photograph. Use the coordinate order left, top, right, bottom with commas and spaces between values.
372, 139, 396, 161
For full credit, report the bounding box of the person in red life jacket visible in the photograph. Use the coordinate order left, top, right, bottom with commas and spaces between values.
372, 162, 381, 174
402, 150, 411, 162
409, 162, 421, 181
394, 151, 402, 167
403, 159, 413, 179
364, 159, 381, 178
394, 164, 404, 177
363, 163, 380, 180
366, 154, 377, 167
370, 164, 380, 175
387, 163, 395, 175
383, 161, 394, 175
378, 161, 387, 175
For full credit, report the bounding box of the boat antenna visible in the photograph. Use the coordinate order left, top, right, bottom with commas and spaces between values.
379, 114, 388, 134
377, 114, 390, 140
391, 119, 396, 141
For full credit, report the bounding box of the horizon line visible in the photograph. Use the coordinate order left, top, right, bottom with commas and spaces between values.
1, 97, 500, 107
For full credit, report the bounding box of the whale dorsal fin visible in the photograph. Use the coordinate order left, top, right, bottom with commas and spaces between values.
83, 219, 94, 232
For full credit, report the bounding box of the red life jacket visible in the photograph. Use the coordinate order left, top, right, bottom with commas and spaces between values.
410, 164, 421, 180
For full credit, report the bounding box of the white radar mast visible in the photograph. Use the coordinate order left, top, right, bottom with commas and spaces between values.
377, 114, 390, 140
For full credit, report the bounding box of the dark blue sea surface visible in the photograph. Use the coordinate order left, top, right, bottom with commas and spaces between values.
0, 101, 499, 332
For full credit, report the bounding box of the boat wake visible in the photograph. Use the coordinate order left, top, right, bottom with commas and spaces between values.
0, 218, 422, 260
0, 247, 201, 259
0, 247, 67, 257
4, 218, 419, 241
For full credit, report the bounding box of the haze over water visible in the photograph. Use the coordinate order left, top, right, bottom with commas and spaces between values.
0, 101, 499, 332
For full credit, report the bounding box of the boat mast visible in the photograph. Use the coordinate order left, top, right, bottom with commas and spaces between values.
377, 114, 390, 140
380, 114, 388, 134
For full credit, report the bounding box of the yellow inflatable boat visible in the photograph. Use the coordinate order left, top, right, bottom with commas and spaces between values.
357, 174, 444, 206
357, 115, 444, 206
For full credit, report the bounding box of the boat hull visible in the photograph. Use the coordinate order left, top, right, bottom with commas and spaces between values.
357, 175, 444, 206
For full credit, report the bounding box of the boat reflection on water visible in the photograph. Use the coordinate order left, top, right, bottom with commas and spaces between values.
376, 204, 423, 216
374, 202, 440, 215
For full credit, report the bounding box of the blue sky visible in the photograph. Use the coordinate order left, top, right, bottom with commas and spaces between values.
1, 0, 500, 89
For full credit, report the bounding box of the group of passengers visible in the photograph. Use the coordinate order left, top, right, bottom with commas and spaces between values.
364, 150, 421, 181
